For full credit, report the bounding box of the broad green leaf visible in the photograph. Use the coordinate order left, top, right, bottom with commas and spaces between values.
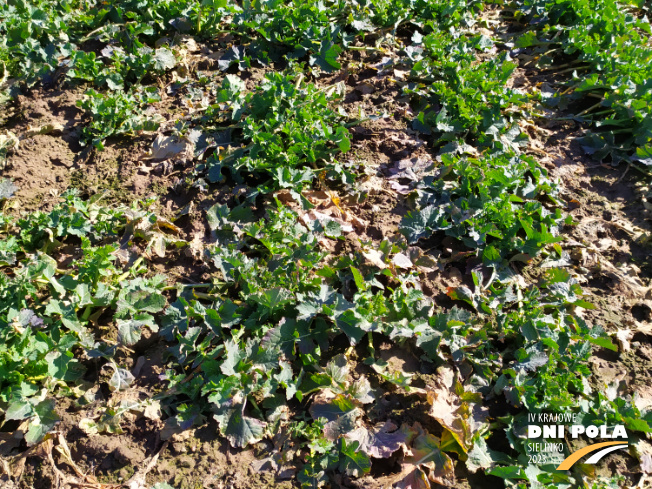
635, 144, 652, 166
223, 408, 267, 448
220, 339, 248, 376
5, 400, 34, 421
466, 436, 512, 473
310, 393, 360, 440
335, 309, 368, 345
152, 48, 176, 71
214, 395, 266, 448
400, 206, 447, 244
117, 318, 143, 346
309, 393, 357, 422
248, 288, 293, 313
589, 336, 618, 352
350, 266, 366, 292
338, 438, 371, 477
46, 351, 73, 379
25, 399, 59, 445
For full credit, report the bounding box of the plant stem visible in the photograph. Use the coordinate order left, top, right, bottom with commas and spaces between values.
347, 45, 384, 52
193, 291, 221, 300
540, 60, 589, 71
116, 256, 144, 282
81, 305, 94, 321
587, 108, 615, 117
577, 99, 604, 116
344, 117, 375, 128
553, 65, 591, 75
162, 283, 212, 291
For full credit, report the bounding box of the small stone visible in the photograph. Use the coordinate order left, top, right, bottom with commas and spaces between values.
172, 441, 187, 454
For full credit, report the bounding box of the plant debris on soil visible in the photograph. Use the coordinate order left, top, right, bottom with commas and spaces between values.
1, 1, 652, 489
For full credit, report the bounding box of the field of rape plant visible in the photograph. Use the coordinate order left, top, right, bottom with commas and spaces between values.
1, 1, 652, 488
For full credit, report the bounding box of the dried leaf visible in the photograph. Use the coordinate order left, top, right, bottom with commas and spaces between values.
355, 83, 375, 94
109, 367, 135, 392
303, 209, 354, 233
25, 123, 64, 137
144, 400, 162, 420
392, 253, 413, 269
642, 454, 652, 474
395, 423, 455, 488
426, 366, 486, 452
362, 249, 387, 269
615, 328, 633, 352
386, 157, 433, 182
346, 421, 408, 458
79, 418, 99, 436
149, 133, 194, 161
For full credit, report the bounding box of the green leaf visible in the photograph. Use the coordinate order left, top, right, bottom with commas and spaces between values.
309, 393, 360, 440
482, 245, 502, 267
339, 438, 371, 477
515, 31, 539, 48
466, 436, 512, 473
223, 409, 267, 448
296, 285, 336, 320
248, 288, 293, 313
117, 318, 144, 346
152, 48, 176, 71
309, 393, 357, 422
310, 42, 342, 71
206, 203, 229, 231
589, 336, 618, 352
120, 286, 167, 314
5, 400, 34, 421
25, 399, 59, 445
323, 219, 342, 238
400, 206, 447, 244
625, 417, 651, 433
335, 309, 368, 345
350, 266, 366, 292
487, 465, 527, 480
214, 395, 267, 448
222, 74, 246, 96
46, 351, 73, 379
220, 339, 248, 376
635, 144, 652, 166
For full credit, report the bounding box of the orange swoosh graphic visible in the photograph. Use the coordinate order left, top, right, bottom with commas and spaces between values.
556, 441, 625, 470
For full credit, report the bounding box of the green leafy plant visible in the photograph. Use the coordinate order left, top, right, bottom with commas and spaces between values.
204, 73, 352, 192
514, 0, 652, 167
400, 152, 565, 262
405, 30, 527, 149
0, 191, 180, 445
77, 86, 162, 149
